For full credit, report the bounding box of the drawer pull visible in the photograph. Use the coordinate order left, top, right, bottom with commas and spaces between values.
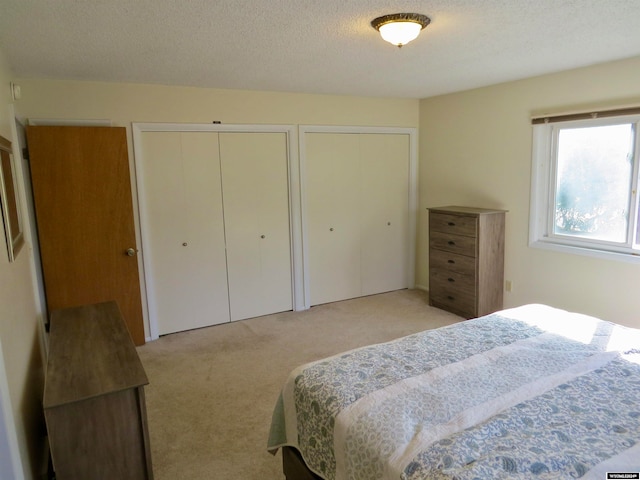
447, 259, 455, 264
447, 295, 455, 300
447, 241, 456, 246
448, 222, 456, 226
447, 278, 455, 282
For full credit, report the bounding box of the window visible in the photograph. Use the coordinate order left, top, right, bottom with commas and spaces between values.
530, 112, 640, 262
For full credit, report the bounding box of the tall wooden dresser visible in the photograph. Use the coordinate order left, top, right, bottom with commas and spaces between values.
43, 301, 153, 480
428, 206, 507, 318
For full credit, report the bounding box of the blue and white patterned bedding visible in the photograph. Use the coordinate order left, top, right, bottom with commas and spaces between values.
267, 304, 640, 479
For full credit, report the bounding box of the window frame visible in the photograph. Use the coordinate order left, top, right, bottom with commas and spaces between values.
529, 113, 640, 263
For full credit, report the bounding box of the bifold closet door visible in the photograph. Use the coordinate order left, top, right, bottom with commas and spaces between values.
306, 132, 410, 306
360, 134, 410, 295
306, 133, 361, 305
139, 132, 230, 335
219, 132, 293, 321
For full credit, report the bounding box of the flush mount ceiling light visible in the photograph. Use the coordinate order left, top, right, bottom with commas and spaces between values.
371, 13, 431, 48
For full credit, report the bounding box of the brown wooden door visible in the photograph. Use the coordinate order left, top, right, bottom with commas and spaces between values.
27, 126, 145, 345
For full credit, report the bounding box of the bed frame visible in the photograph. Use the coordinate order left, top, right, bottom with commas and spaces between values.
282, 447, 322, 480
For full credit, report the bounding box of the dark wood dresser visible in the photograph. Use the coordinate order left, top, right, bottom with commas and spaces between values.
43, 301, 153, 480
428, 206, 506, 318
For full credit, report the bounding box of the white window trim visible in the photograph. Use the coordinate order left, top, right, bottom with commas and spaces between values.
529, 116, 640, 264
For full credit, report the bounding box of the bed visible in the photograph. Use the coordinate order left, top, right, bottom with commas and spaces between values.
267, 304, 640, 479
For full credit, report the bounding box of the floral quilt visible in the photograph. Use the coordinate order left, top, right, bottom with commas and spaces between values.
268, 304, 640, 479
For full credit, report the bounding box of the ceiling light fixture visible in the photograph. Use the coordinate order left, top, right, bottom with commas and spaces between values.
371, 13, 431, 48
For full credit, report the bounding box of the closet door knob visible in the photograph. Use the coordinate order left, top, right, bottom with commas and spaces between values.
330, 228, 334, 231
182, 242, 188, 247
261, 235, 266, 239
126, 248, 136, 257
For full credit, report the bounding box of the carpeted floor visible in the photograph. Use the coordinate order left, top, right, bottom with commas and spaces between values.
136, 289, 462, 480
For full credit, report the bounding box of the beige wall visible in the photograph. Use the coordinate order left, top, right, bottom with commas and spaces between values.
0, 49, 46, 479
418, 55, 640, 328
13, 78, 420, 340
16, 65, 640, 331
14, 78, 419, 127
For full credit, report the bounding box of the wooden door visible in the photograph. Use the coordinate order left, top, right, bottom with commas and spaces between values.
360, 134, 410, 295
306, 133, 361, 305
27, 126, 145, 345
138, 132, 230, 335
219, 132, 292, 321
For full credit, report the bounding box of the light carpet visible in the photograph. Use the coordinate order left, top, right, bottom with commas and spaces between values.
136, 289, 463, 479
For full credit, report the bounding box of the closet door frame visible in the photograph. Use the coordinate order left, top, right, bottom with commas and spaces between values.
132, 123, 302, 340
299, 125, 418, 310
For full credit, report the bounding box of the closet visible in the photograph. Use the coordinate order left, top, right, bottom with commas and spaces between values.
138, 130, 292, 336
305, 132, 411, 306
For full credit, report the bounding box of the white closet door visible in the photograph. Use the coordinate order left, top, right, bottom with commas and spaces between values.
219, 132, 293, 321
360, 134, 410, 295
306, 133, 361, 305
140, 132, 230, 335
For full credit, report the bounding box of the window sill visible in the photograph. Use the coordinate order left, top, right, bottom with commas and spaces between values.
529, 239, 640, 264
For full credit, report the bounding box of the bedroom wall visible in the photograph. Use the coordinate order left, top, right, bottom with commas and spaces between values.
417, 55, 640, 328
0, 48, 47, 480
12, 79, 419, 128
11, 78, 419, 338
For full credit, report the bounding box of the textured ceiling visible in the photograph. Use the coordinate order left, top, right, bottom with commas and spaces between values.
1, 0, 640, 98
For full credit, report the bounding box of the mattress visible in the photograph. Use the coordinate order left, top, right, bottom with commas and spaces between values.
268, 304, 640, 479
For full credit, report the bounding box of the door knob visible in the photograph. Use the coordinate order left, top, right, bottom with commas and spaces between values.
126, 248, 136, 257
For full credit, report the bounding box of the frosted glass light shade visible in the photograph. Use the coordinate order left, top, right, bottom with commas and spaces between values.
378, 22, 423, 46
371, 13, 431, 47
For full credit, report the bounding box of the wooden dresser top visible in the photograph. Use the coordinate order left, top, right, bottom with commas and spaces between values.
43, 301, 148, 409
428, 205, 508, 216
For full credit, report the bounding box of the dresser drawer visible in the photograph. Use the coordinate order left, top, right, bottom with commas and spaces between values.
429, 249, 476, 275
429, 284, 476, 318
430, 267, 476, 298
429, 213, 477, 237
429, 231, 477, 257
